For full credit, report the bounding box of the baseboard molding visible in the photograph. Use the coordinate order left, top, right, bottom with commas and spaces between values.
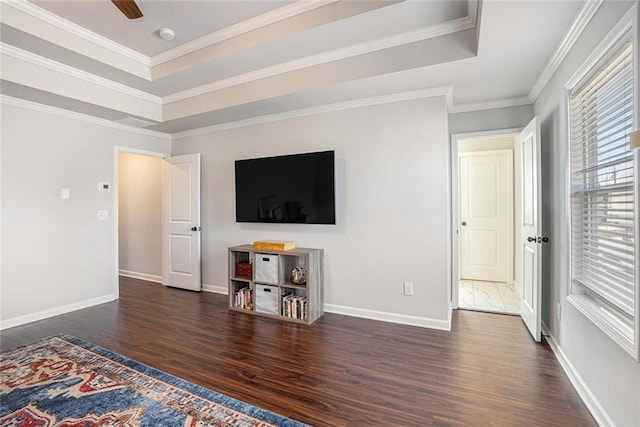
325, 303, 451, 331
512, 280, 522, 294
119, 270, 162, 283
202, 284, 228, 294
0, 294, 116, 331
199, 284, 450, 330
542, 323, 614, 427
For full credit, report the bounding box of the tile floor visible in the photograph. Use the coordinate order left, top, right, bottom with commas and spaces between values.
458, 279, 520, 314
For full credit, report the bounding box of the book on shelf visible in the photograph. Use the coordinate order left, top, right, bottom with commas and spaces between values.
232, 287, 252, 310
281, 291, 307, 320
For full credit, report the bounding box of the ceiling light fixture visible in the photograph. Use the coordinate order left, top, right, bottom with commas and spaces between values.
159, 28, 175, 41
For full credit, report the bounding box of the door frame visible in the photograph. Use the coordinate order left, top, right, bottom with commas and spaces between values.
113, 146, 169, 299
450, 128, 520, 309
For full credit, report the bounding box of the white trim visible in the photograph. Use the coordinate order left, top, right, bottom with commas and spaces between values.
150, 0, 339, 66
449, 97, 532, 114
2, 0, 150, 66
172, 87, 451, 139
202, 284, 229, 294
450, 128, 521, 311
565, 6, 635, 91
568, 294, 636, 359
0, 294, 115, 330
1, 43, 160, 104
118, 270, 162, 284
0, 95, 171, 139
564, 4, 638, 360
529, 0, 604, 103
163, 17, 474, 104
542, 323, 615, 427
324, 304, 452, 331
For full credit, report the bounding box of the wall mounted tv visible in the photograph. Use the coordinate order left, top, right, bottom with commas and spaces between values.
235, 150, 336, 224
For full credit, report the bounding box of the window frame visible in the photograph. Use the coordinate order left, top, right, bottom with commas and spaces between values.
565, 5, 639, 361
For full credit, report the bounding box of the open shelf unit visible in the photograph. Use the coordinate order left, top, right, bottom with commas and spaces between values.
228, 245, 324, 324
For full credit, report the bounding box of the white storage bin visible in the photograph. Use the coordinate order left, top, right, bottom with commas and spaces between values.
255, 285, 278, 315
254, 253, 278, 284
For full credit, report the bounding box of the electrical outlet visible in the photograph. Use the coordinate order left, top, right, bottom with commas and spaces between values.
403, 282, 414, 296
556, 303, 562, 321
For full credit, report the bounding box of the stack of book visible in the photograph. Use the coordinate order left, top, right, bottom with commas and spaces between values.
281, 292, 308, 320
232, 287, 252, 310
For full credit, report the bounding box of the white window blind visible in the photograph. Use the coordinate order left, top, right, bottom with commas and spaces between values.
569, 40, 636, 318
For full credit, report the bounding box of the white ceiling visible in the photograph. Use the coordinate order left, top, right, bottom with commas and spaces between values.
0, 0, 586, 135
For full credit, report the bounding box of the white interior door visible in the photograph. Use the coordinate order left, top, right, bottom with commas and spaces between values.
459, 150, 513, 283
163, 154, 201, 291
520, 117, 542, 341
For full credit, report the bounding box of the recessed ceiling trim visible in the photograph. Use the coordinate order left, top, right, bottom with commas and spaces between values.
0, 94, 171, 139
448, 96, 532, 114
2, 0, 151, 77
528, 0, 604, 103
113, 116, 158, 128
149, 0, 340, 67
1, 43, 160, 104
172, 86, 451, 140
163, 15, 476, 105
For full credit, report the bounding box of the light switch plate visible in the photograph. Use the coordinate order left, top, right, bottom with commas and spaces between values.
61, 188, 71, 200
98, 182, 111, 192
97, 210, 109, 220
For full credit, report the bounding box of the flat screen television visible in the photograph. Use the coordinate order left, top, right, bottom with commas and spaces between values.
235, 150, 335, 224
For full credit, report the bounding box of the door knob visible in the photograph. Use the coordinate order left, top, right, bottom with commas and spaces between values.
461, 221, 467, 226
541, 237, 549, 243
191, 226, 201, 232
527, 236, 536, 242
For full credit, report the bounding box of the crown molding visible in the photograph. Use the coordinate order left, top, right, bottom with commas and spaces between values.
565, 3, 636, 92
0, 95, 171, 140
467, 0, 479, 28
164, 16, 475, 104
1, 43, 161, 105
150, 0, 339, 67
449, 96, 532, 114
528, 0, 604, 103
172, 87, 451, 140
2, 0, 151, 67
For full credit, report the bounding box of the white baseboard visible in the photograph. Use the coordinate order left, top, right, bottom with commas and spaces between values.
202, 283, 228, 294
119, 270, 162, 283
512, 280, 522, 294
325, 303, 452, 331
0, 294, 116, 331
542, 322, 614, 427
200, 285, 451, 331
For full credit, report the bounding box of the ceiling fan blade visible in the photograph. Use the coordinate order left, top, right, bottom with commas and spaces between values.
111, 0, 143, 19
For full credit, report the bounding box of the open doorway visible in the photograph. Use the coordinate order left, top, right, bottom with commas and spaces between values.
113, 147, 167, 298
451, 131, 522, 315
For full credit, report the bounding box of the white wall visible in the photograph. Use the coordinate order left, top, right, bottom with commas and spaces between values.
172, 97, 451, 327
0, 101, 170, 327
533, 1, 639, 426
118, 153, 163, 280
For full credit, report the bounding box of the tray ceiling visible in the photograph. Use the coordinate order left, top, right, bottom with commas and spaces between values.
0, 0, 586, 136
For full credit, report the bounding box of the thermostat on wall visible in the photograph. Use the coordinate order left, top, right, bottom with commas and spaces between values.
98, 182, 111, 192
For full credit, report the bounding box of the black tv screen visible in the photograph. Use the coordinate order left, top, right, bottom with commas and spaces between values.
235, 150, 336, 224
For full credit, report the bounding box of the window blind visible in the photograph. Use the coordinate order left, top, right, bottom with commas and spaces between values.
570, 40, 636, 317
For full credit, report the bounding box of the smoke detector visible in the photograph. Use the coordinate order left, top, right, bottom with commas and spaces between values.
159, 28, 175, 41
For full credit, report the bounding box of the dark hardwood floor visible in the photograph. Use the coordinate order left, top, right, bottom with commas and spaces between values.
1, 277, 595, 426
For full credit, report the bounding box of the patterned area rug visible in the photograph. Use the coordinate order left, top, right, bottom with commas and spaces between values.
0, 335, 307, 426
